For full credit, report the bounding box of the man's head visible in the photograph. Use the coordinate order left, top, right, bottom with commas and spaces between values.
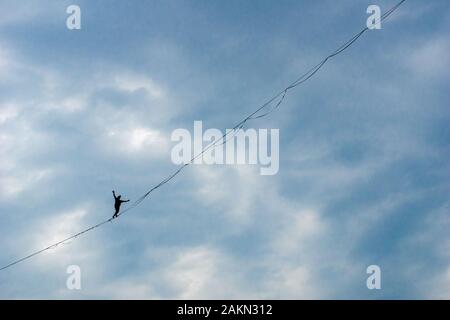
117, 195, 121, 199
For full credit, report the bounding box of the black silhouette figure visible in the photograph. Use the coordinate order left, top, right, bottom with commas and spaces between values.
112, 190, 130, 219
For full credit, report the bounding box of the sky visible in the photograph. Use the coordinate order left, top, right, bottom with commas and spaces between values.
0, 0, 449, 299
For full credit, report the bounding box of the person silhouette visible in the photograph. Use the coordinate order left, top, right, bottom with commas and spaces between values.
112, 190, 130, 218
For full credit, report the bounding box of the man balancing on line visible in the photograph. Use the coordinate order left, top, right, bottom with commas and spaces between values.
112, 190, 130, 219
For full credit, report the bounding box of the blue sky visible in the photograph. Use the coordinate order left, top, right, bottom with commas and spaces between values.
0, 0, 449, 299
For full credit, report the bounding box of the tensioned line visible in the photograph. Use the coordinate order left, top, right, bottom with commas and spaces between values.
0, 0, 407, 272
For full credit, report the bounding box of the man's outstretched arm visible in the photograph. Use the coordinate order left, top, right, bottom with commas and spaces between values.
112, 190, 117, 198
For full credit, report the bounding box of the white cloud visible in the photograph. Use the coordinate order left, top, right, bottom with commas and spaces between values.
0, 109, 55, 200
0, 103, 18, 124
129, 127, 167, 151
0, 2, 41, 27
96, 279, 157, 299
192, 165, 279, 226
265, 265, 320, 299
114, 74, 166, 99
28, 205, 110, 276
0, 168, 51, 199
103, 126, 170, 159
35, 208, 88, 250
89, 245, 246, 299
0, 1, 62, 30
0, 48, 10, 75
0, 0, 448, 299
437, 266, 450, 299
273, 209, 326, 255
406, 37, 450, 79
163, 246, 228, 299
0, 45, 19, 81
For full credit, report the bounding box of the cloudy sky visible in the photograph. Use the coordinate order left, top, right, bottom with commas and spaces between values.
0, 0, 449, 299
